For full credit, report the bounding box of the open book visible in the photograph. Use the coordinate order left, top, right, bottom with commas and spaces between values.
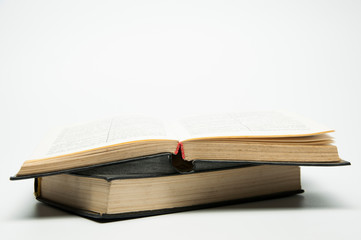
13, 111, 343, 178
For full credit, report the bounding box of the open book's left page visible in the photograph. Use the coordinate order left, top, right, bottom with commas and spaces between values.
31, 116, 179, 160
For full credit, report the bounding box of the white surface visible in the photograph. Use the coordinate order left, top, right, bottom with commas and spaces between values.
0, 0, 360, 239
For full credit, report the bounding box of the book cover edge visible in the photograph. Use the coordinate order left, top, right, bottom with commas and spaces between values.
35, 189, 304, 221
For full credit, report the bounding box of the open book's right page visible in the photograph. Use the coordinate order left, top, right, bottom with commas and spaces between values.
177, 111, 334, 141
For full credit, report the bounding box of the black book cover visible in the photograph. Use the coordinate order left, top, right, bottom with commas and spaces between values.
11, 153, 348, 220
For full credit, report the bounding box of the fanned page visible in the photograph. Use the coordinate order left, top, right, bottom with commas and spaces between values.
31, 116, 178, 160
176, 111, 334, 142
29, 111, 333, 160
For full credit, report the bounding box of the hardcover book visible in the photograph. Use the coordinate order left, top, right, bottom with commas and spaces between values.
12, 111, 346, 179
34, 154, 304, 220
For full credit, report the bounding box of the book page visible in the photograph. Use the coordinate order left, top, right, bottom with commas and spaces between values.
31, 116, 176, 159
177, 111, 334, 141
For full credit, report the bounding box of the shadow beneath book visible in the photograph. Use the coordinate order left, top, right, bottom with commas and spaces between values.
21, 203, 73, 219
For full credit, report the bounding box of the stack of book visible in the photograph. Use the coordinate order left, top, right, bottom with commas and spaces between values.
11, 111, 349, 220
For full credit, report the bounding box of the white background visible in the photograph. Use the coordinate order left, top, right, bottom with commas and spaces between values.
1, 0, 360, 239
